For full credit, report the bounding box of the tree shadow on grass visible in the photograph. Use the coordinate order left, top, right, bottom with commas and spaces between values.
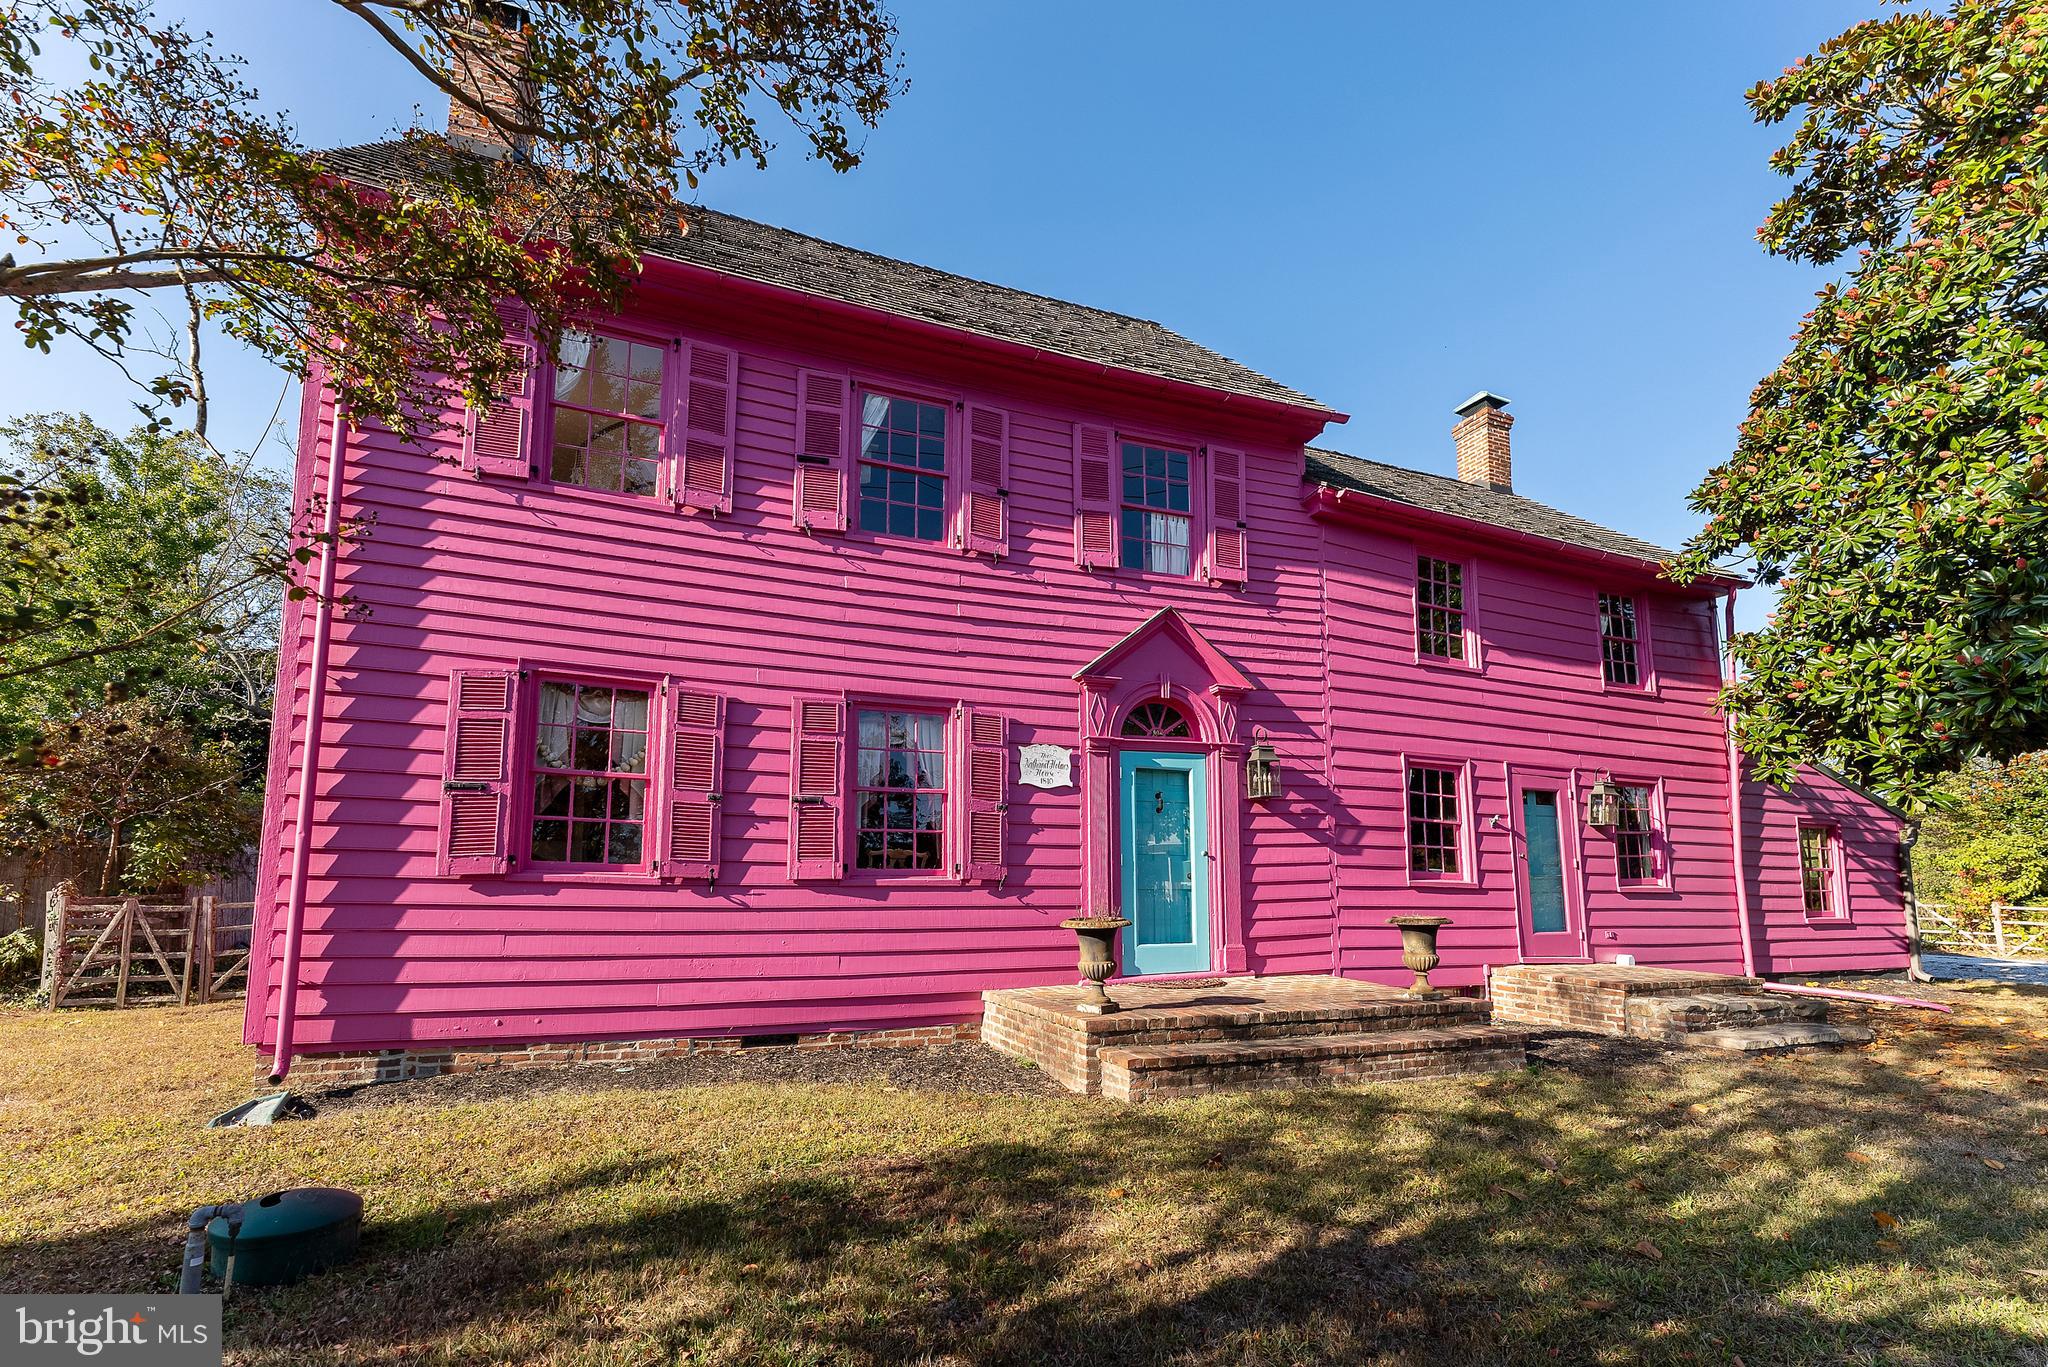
8, 1035, 2045, 1366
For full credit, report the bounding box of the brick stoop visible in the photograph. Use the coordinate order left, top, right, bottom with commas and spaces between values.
1491, 964, 1872, 1054
982, 974, 1526, 1099
1099, 1025, 1530, 1103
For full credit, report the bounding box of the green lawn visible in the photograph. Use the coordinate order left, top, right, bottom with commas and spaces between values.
3, 982, 2046, 1365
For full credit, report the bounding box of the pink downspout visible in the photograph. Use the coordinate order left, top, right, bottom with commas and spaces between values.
268, 402, 348, 1084
1723, 589, 1759, 980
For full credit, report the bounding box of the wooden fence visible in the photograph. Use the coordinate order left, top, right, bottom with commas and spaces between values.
1916, 902, 2048, 959
38, 884, 254, 1008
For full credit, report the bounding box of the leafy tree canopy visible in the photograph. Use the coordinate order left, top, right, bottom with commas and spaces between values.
1670, 0, 2048, 799
0, 0, 905, 437
1914, 750, 2048, 914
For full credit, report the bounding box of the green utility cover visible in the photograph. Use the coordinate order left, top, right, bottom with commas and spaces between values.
207, 1187, 363, 1287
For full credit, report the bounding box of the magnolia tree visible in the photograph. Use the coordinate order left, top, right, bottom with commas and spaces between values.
1670, 0, 2048, 800
0, 0, 904, 438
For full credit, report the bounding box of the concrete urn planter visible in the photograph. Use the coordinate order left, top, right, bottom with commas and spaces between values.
1059, 916, 1132, 1015
1387, 915, 1453, 998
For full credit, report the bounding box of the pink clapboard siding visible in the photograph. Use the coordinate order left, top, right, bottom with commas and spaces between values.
1744, 766, 1909, 976
247, 257, 1909, 1058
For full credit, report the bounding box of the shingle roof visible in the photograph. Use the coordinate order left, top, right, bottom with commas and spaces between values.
320, 139, 1332, 413
1304, 446, 1679, 567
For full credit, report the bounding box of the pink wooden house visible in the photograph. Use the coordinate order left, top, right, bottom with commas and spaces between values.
246, 113, 1909, 1083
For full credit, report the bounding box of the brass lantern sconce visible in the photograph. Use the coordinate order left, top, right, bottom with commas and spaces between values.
1246, 732, 1279, 802
1586, 776, 1622, 830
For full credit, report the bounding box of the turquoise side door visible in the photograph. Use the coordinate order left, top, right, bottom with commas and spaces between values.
1118, 750, 1211, 976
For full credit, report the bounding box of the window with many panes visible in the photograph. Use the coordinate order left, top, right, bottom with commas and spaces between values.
550, 330, 665, 497
1798, 825, 1842, 918
1416, 556, 1467, 661
1614, 783, 1659, 884
531, 681, 651, 866
855, 708, 947, 871
1599, 593, 1643, 687
857, 391, 948, 541
1119, 440, 1192, 575
1406, 764, 1463, 877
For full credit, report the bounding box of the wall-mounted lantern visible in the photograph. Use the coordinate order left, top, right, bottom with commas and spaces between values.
1247, 735, 1279, 802
1587, 777, 1622, 829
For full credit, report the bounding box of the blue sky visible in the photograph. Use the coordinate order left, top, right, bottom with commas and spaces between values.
0, 0, 1876, 627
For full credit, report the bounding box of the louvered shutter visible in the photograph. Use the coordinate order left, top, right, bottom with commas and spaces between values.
960, 709, 1008, 881
461, 304, 536, 480
439, 668, 517, 876
1207, 445, 1250, 586
792, 369, 849, 532
960, 403, 1010, 556
1073, 422, 1118, 569
788, 695, 845, 879
674, 339, 737, 514
663, 686, 724, 880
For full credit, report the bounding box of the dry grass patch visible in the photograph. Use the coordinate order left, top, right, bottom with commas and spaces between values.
2, 981, 2046, 1365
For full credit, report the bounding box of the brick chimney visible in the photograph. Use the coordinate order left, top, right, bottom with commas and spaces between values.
1452, 391, 1514, 492
444, 2, 536, 159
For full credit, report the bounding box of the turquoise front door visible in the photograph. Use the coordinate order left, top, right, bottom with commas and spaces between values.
1118, 750, 1211, 976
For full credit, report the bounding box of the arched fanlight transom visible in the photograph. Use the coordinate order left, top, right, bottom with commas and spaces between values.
1120, 700, 1193, 739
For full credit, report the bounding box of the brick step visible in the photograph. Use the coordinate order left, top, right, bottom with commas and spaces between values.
1085, 995, 1494, 1050
1674, 1020, 1876, 1053
1097, 1024, 1527, 1103
1623, 992, 1827, 1042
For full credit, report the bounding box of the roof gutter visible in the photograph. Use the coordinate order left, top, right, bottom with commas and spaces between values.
1303, 484, 1747, 592
268, 402, 348, 1084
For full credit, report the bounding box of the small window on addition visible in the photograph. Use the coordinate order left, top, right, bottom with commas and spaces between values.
531, 681, 651, 867
1417, 557, 1466, 661
1600, 593, 1642, 686
550, 330, 666, 497
1798, 825, 1842, 918
855, 709, 948, 871
857, 391, 948, 542
1119, 441, 1192, 576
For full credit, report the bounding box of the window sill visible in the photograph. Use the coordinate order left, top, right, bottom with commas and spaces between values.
1414, 652, 1483, 676
1616, 881, 1679, 897
527, 480, 668, 511
1803, 913, 1854, 928
502, 866, 664, 887
1404, 872, 1477, 890
1600, 679, 1660, 699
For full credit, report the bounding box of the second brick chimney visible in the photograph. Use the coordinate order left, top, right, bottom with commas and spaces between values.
444, 2, 537, 159
1452, 392, 1514, 492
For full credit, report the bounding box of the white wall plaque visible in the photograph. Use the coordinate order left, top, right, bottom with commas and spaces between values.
1018, 744, 1074, 790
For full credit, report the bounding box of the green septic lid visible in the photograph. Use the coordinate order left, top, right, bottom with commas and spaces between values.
207, 1187, 363, 1287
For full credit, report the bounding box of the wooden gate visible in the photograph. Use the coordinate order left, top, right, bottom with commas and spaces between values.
37, 885, 255, 1008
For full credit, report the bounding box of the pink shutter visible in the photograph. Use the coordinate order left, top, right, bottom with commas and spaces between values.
960, 403, 1010, 556
1073, 422, 1117, 569
663, 686, 724, 880
674, 339, 737, 514
788, 695, 845, 879
462, 304, 535, 480
792, 368, 849, 532
960, 709, 1007, 881
1207, 445, 1250, 586
438, 668, 517, 876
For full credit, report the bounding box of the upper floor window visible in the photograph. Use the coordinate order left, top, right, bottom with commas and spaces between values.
855, 708, 948, 871
857, 391, 948, 542
1119, 441, 1192, 575
1798, 825, 1842, 918
531, 681, 651, 867
1417, 556, 1467, 661
550, 330, 665, 497
1406, 763, 1463, 878
1599, 593, 1643, 687
1614, 783, 1659, 884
